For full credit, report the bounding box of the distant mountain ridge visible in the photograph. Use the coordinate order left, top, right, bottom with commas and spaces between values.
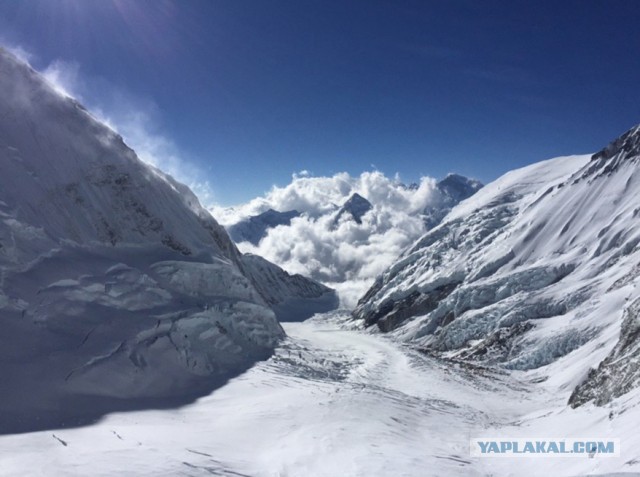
228, 208, 301, 245
221, 172, 483, 306
424, 174, 484, 228
226, 175, 483, 246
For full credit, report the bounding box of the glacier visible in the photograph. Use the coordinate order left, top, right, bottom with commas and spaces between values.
2, 314, 640, 476
353, 124, 640, 407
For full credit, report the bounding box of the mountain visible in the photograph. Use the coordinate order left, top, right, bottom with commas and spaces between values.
423, 173, 484, 228
437, 173, 484, 203
227, 208, 300, 245
222, 176, 482, 307
0, 48, 333, 432
354, 125, 640, 405
333, 193, 373, 225
241, 254, 339, 321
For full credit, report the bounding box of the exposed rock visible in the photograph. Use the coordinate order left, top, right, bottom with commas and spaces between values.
334, 193, 373, 225
569, 296, 640, 407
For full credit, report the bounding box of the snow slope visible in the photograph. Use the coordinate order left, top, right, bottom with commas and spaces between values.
240, 253, 339, 321
1, 314, 637, 477
354, 124, 640, 405
0, 47, 333, 433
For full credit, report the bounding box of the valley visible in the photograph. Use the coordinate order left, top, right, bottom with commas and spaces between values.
2, 314, 637, 477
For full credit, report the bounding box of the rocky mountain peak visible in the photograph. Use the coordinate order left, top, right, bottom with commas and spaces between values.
336, 193, 373, 225
592, 124, 640, 162
437, 174, 483, 202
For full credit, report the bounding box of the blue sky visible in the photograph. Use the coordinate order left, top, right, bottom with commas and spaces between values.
1, 0, 640, 205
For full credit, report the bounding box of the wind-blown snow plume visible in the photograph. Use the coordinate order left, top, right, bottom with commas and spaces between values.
213, 171, 480, 307
29, 54, 216, 204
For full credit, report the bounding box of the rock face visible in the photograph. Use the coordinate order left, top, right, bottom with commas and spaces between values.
592, 124, 640, 162
227, 208, 300, 245
0, 48, 333, 432
354, 125, 640, 404
240, 254, 339, 321
569, 296, 640, 407
334, 193, 373, 225
437, 173, 484, 204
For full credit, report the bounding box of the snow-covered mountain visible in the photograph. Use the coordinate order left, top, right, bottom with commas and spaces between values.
437, 173, 484, 203
354, 124, 640, 405
227, 208, 300, 245
217, 172, 483, 307
0, 48, 334, 432
424, 173, 484, 227
3, 44, 640, 476
241, 254, 339, 321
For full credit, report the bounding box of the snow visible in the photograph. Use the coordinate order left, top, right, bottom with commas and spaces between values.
0, 47, 334, 432
3, 44, 640, 476
240, 253, 339, 321
1, 314, 637, 476
353, 141, 640, 389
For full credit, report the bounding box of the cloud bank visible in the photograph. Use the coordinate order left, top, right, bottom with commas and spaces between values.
213, 171, 445, 308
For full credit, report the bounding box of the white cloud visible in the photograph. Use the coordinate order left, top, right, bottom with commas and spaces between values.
42, 59, 80, 98
215, 171, 445, 308
3, 43, 34, 65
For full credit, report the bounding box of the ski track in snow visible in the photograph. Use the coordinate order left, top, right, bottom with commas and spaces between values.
0, 314, 639, 477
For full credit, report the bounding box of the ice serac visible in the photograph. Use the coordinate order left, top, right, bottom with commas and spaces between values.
0, 48, 330, 432
354, 124, 640, 404
227, 208, 300, 245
